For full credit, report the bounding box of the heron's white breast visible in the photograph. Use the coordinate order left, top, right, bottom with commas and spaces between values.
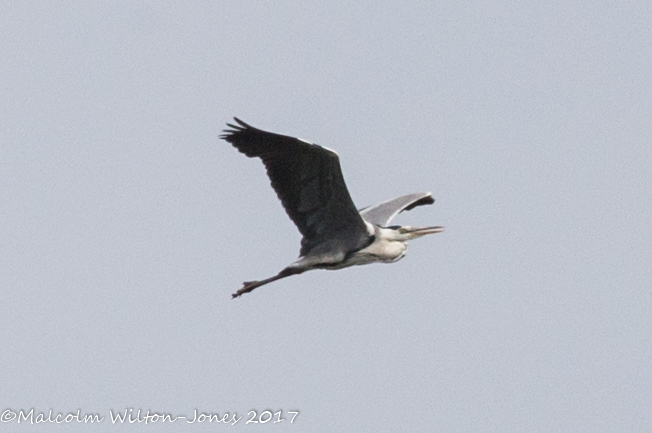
357, 238, 407, 263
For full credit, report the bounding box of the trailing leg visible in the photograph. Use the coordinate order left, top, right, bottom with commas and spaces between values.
232, 267, 303, 298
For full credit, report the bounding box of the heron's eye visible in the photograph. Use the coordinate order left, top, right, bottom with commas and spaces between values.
399, 227, 407, 234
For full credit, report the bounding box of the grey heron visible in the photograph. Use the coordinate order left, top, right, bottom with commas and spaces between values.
221, 118, 444, 298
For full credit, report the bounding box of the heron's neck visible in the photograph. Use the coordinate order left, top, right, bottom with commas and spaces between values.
376, 227, 408, 243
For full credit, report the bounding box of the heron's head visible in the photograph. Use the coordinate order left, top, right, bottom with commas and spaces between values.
384, 225, 445, 241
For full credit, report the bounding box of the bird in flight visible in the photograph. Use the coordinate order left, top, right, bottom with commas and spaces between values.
221, 118, 444, 298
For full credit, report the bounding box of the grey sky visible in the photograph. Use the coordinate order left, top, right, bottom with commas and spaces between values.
2, 1, 651, 432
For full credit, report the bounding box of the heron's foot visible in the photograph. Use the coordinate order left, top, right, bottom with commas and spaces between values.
232, 280, 260, 299
230, 269, 299, 299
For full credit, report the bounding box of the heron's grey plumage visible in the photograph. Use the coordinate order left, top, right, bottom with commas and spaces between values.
221, 118, 444, 298
359, 192, 435, 227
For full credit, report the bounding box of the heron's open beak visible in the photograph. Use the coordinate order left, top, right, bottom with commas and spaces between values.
406, 226, 445, 236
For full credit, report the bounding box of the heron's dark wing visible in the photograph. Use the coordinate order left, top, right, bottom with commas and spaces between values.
359, 192, 434, 227
221, 118, 370, 256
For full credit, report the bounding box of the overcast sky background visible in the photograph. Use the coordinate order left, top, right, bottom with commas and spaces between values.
2, 1, 651, 432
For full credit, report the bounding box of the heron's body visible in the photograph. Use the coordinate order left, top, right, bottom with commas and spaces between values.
221, 118, 444, 298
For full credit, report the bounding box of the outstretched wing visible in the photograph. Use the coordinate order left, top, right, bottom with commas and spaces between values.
359, 192, 434, 227
221, 118, 370, 256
